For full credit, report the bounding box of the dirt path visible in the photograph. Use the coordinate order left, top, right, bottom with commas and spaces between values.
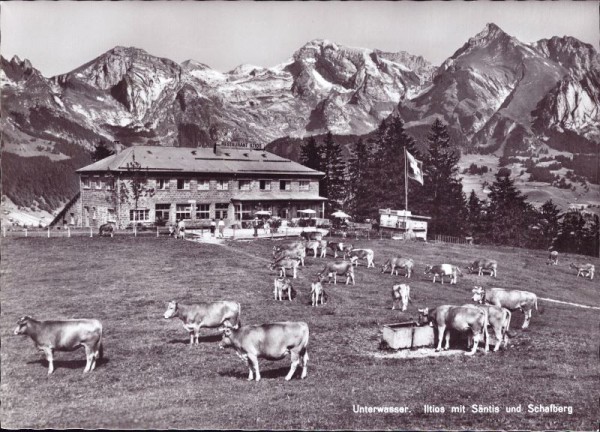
539, 297, 600, 310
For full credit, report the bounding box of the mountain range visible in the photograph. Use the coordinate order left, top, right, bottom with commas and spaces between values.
1, 23, 599, 220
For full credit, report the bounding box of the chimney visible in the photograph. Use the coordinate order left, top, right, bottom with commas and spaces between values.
113, 140, 123, 154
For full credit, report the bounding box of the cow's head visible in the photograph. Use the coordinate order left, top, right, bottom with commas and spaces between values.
380, 262, 389, 273
219, 327, 234, 349
424, 265, 432, 274
471, 287, 485, 303
349, 256, 359, 266
163, 301, 178, 319
417, 308, 430, 326
14, 316, 32, 335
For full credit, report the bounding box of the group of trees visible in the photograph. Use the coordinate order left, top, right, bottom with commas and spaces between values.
300, 115, 599, 257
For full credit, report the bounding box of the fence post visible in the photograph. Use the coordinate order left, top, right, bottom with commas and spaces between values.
48, 227, 50, 238
68, 227, 71, 238
25, 229, 28, 237
134, 225, 137, 237
157, 226, 159, 238
232, 226, 236, 240
2, 225, 6, 237
90, 227, 93, 238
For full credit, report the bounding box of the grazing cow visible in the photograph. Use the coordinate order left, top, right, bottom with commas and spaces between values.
99, 222, 115, 237
472, 286, 538, 329
219, 322, 309, 382
273, 242, 306, 266
300, 231, 323, 241
424, 264, 461, 284
391, 284, 411, 311
348, 249, 375, 268
317, 261, 355, 285
381, 257, 414, 278
569, 263, 595, 280
311, 282, 325, 306
466, 259, 498, 278
547, 250, 559, 265
327, 242, 353, 258
304, 240, 322, 258
418, 306, 489, 355
462, 304, 511, 351
163, 301, 241, 345
13, 316, 103, 374
273, 278, 294, 301
269, 257, 301, 279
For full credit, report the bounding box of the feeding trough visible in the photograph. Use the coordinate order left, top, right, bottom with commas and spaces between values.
381, 321, 435, 350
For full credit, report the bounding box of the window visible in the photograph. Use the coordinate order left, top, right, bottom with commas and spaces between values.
215, 203, 229, 219
130, 209, 150, 222
157, 179, 169, 190
260, 180, 271, 191
177, 179, 190, 190
299, 180, 310, 191
216, 180, 229, 190
106, 177, 114, 191
176, 204, 192, 220
94, 176, 102, 190
155, 204, 170, 222
82, 177, 91, 189
197, 179, 209, 191
235, 204, 252, 221
239, 180, 251, 191
196, 203, 210, 219
280, 180, 291, 191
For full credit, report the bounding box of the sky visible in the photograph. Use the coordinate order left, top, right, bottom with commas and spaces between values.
2, 1, 598, 78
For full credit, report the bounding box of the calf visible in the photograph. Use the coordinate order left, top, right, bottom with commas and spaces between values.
424, 264, 461, 284
273, 277, 294, 301
14, 316, 103, 374
472, 286, 538, 329
381, 257, 414, 278
462, 304, 511, 351
569, 263, 595, 280
269, 257, 301, 279
317, 261, 355, 285
466, 259, 498, 278
327, 242, 353, 258
391, 284, 411, 311
418, 305, 489, 355
219, 322, 309, 382
164, 301, 241, 345
547, 250, 559, 265
273, 243, 306, 266
348, 249, 375, 268
311, 282, 325, 306
98, 222, 115, 237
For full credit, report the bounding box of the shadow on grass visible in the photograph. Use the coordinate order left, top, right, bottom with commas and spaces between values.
26, 357, 111, 371
167, 334, 222, 345
219, 365, 297, 380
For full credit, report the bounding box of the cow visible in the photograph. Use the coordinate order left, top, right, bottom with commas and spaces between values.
269, 257, 301, 279
317, 240, 328, 258
317, 261, 355, 285
99, 222, 115, 237
424, 264, 461, 284
381, 257, 414, 278
163, 301, 241, 346
13, 316, 103, 374
418, 305, 489, 355
273, 277, 294, 301
391, 284, 411, 311
547, 250, 559, 265
311, 282, 325, 306
472, 286, 538, 329
569, 263, 595, 280
327, 241, 353, 258
273, 242, 306, 266
219, 322, 309, 382
462, 304, 512, 352
304, 240, 322, 258
300, 231, 323, 241
176, 226, 186, 240
466, 259, 498, 278
348, 249, 375, 268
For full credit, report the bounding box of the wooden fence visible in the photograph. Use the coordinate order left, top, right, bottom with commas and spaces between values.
434, 234, 473, 245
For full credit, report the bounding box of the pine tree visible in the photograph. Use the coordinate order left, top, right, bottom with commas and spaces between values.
322, 132, 347, 214
92, 140, 115, 162
553, 211, 599, 256
346, 138, 372, 221
537, 200, 561, 249
467, 190, 484, 238
415, 119, 467, 237
300, 137, 323, 172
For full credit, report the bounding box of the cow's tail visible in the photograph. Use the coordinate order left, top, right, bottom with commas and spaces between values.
98, 339, 104, 361
536, 297, 544, 315
504, 309, 516, 339
235, 303, 242, 328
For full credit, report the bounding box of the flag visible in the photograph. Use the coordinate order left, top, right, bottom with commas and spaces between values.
406, 150, 424, 185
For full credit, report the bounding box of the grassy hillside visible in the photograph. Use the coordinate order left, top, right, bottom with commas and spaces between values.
1, 236, 598, 429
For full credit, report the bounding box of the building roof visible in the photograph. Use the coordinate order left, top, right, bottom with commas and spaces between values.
230, 192, 327, 201
77, 146, 324, 177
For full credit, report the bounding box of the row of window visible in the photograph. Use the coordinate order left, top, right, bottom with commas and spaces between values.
82, 177, 311, 191
133, 202, 251, 222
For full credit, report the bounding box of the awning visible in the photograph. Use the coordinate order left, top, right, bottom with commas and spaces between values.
231, 192, 327, 201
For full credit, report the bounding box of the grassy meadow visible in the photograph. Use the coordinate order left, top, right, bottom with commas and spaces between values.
1, 235, 598, 430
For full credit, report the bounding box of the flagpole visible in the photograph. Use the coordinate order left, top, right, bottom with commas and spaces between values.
404, 147, 408, 237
